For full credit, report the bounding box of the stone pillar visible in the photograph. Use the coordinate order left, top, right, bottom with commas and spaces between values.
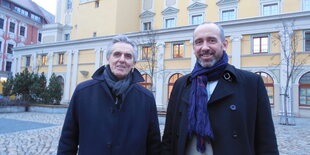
71, 50, 79, 96
230, 35, 242, 68
95, 48, 101, 69
190, 39, 196, 70
32, 53, 37, 73
63, 50, 72, 103
102, 49, 107, 66
155, 42, 165, 109
17, 55, 22, 73
47, 52, 54, 82
11, 56, 17, 76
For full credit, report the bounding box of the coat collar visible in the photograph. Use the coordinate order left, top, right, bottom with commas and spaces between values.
91, 65, 144, 83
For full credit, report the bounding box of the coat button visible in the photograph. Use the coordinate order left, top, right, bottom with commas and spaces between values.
106, 143, 112, 148
230, 104, 237, 111
232, 132, 238, 139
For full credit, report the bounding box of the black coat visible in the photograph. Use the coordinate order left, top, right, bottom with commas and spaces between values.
162, 64, 279, 155
57, 66, 161, 155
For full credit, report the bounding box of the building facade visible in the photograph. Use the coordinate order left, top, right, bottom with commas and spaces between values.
0, 0, 54, 80
13, 0, 310, 117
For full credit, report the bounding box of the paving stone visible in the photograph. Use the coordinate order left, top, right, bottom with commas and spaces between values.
0, 112, 309, 154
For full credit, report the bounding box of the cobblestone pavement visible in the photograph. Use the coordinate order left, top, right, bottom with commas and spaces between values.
0, 112, 309, 155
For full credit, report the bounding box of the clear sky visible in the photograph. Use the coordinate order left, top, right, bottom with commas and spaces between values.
32, 0, 57, 16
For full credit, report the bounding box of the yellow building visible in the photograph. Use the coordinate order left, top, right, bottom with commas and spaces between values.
13, 0, 310, 117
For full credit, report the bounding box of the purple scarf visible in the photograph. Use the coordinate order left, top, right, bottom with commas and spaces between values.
188, 51, 228, 153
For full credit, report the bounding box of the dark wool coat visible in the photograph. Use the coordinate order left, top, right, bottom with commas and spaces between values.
57, 66, 161, 155
162, 64, 279, 155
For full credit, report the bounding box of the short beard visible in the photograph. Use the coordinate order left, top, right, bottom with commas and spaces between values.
197, 59, 217, 68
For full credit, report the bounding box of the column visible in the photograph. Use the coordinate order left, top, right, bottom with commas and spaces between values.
155, 42, 165, 109
71, 50, 79, 96
102, 49, 107, 66
95, 48, 101, 69
11, 57, 17, 76
230, 35, 242, 69
190, 39, 196, 70
31, 53, 37, 73
63, 50, 72, 103
17, 55, 21, 73
47, 52, 54, 82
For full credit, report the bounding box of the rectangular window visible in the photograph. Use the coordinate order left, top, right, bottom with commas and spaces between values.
2, 0, 10, 8
0, 18, 4, 29
14, 6, 29, 16
6, 61, 12, 72
31, 14, 41, 22
20, 26, 25, 36
173, 43, 184, 58
253, 36, 269, 54
263, 3, 278, 16
142, 46, 151, 60
306, 31, 310, 51
222, 9, 235, 21
143, 22, 151, 31
38, 33, 42, 42
300, 87, 310, 105
165, 18, 175, 28
7, 44, 13, 54
304, 0, 310, 10
192, 15, 203, 25
9, 22, 15, 33
67, 0, 72, 9
26, 56, 31, 67
41, 55, 47, 65
58, 53, 64, 64
64, 33, 70, 40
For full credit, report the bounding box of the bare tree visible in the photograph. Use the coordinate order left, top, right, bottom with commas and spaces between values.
136, 30, 158, 91
274, 21, 309, 125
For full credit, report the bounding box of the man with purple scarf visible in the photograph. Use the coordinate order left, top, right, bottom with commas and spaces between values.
161, 22, 279, 155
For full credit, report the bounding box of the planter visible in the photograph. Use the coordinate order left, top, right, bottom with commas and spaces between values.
0, 106, 26, 113
27, 104, 68, 114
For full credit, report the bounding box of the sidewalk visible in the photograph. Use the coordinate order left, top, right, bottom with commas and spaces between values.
0, 112, 309, 154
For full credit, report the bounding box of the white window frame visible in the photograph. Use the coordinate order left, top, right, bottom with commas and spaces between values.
0, 16, 6, 31
6, 40, 16, 55
19, 23, 27, 38
251, 34, 270, 54
164, 17, 176, 28
260, 0, 281, 16
304, 30, 310, 52
8, 18, 17, 36
220, 9, 236, 21
171, 42, 185, 58
190, 13, 204, 25
302, 0, 310, 11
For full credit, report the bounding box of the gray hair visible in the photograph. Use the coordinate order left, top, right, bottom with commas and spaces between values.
106, 34, 138, 62
193, 22, 226, 42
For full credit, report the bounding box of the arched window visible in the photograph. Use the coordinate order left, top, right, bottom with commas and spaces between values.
256, 72, 274, 104
168, 73, 183, 99
299, 72, 310, 106
57, 76, 64, 95
140, 74, 152, 90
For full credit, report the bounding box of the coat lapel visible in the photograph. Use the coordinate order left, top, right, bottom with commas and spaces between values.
208, 77, 234, 104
